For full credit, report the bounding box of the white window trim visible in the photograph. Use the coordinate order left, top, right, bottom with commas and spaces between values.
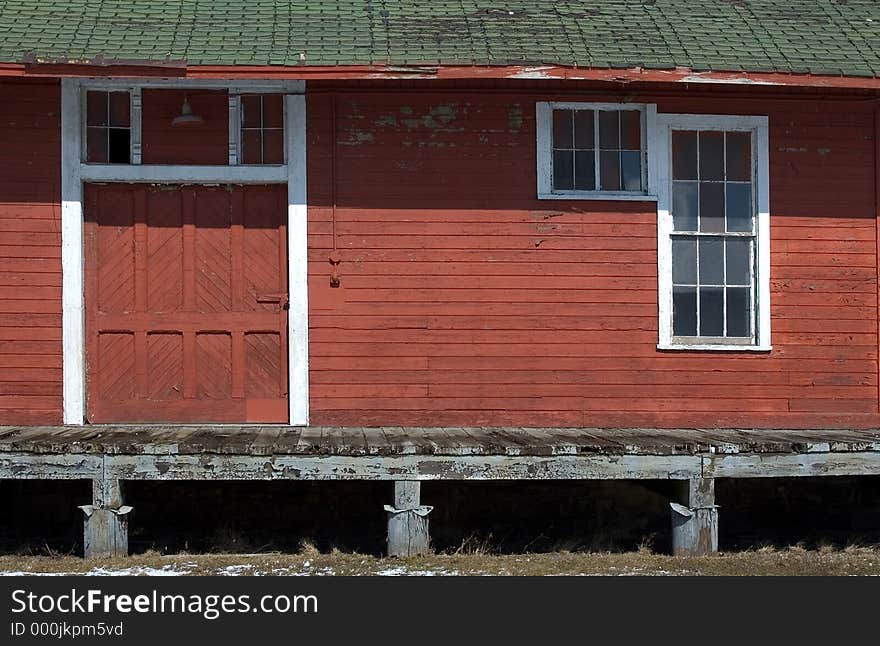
651, 113, 771, 352
536, 102, 658, 201
60, 78, 309, 425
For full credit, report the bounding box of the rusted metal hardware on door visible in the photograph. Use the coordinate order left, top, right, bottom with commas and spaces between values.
256, 292, 290, 310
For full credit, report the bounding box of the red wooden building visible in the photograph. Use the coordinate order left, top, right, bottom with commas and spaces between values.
0, 2, 879, 557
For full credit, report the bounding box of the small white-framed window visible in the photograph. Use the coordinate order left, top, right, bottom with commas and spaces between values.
536, 102, 656, 200
652, 114, 770, 351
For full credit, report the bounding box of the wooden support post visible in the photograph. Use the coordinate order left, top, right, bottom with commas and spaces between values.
385, 481, 432, 557
80, 479, 132, 559
670, 477, 718, 557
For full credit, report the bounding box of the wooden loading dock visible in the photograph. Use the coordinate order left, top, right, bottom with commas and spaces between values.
1, 426, 878, 559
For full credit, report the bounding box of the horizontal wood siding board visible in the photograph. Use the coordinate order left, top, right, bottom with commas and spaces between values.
0, 79, 62, 424
305, 89, 880, 428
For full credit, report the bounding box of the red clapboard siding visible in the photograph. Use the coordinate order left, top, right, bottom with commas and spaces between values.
0, 79, 62, 424
306, 88, 880, 429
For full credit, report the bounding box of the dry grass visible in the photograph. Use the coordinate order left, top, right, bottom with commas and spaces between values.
1, 545, 879, 576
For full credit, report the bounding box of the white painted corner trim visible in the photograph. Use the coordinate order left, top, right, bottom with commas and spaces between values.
61, 78, 85, 425
60, 78, 309, 425
286, 94, 309, 426
653, 113, 771, 352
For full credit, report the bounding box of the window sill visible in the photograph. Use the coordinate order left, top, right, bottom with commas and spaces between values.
657, 343, 772, 353
538, 192, 659, 202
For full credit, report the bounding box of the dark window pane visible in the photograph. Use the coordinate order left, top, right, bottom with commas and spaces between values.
262, 94, 284, 129
726, 287, 751, 337
86, 91, 107, 127
574, 150, 595, 190
726, 238, 751, 285
672, 238, 697, 284
263, 129, 284, 164
699, 287, 724, 336
620, 111, 641, 150
672, 131, 697, 180
552, 150, 574, 190
699, 182, 725, 232
673, 287, 697, 336
552, 109, 573, 148
621, 151, 642, 191
598, 111, 619, 149
726, 132, 751, 181
107, 128, 130, 163
672, 181, 698, 231
698, 238, 724, 285
109, 92, 130, 127
242, 95, 263, 129
86, 127, 108, 163
573, 110, 594, 149
726, 183, 753, 232
699, 131, 724, 180
241, 129, 263, 164
599, 150, 621, 191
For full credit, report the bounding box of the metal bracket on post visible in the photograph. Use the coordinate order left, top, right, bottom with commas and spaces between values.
386, 481, 433, 557
670, 477, 719, 557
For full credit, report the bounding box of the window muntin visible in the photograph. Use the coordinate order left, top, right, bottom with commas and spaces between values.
539, 103, 648, 198
669, 129, 758, 345
85, 91, 131, 163
240, 94, 284, 165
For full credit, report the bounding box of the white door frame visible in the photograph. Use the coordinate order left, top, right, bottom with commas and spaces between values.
60, 78, 309, 425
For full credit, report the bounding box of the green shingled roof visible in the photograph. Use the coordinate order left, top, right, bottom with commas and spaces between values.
0, 1, 878, 78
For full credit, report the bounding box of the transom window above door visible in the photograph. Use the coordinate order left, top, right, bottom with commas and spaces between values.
536, 102, 652, 200
80, 87, 289, 166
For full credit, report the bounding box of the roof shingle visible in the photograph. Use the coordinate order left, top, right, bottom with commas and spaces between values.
0, 1, 878, 78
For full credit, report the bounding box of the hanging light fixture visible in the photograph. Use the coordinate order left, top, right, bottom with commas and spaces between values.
171, 95, 204, 126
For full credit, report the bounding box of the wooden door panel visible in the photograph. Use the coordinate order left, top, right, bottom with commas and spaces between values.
84, 184, 289, 423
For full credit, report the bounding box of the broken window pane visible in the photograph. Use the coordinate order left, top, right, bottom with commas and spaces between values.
108, 128, 131, 164
673, 287, 697, 336
699, 287, 724, 336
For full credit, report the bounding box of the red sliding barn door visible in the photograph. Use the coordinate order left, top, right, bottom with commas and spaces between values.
84, 184, 289, 423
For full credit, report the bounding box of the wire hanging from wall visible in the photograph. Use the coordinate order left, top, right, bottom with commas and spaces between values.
329, 93, 341, 288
